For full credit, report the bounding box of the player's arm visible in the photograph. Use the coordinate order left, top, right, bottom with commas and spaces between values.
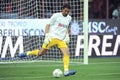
67, 24, 71, 34
44, 13, 56, 44
63, 24, 71, 44
44, 24, 51, 45
45, 24, 50, 33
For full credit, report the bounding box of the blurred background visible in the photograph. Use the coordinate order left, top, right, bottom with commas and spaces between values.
0, 0, 120, 58
0, 0, 120, 19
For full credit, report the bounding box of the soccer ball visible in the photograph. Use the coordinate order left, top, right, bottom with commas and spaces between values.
53, 69, 63, 78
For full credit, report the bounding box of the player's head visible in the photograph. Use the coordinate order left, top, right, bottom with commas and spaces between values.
62, 3, 71, 17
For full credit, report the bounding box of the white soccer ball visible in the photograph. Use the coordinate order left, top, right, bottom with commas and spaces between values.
53, 69, 63, 78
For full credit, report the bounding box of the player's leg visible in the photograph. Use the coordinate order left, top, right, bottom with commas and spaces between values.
27, 48, 48, 56
26, 43, 50, 56
26, 40, 51, 56
60, 48, 70, 72
57, 39, 76, 76
18, 48, 47, 58
18, 38, 56, 58
60, 48, 76, 76
27, 49, 39, 56
38, 38, 57, 56
38, 48, 47, 56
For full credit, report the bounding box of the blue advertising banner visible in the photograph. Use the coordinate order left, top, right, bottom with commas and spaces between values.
70, 19, 120, 35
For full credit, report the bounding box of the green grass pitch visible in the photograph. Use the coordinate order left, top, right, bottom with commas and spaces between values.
0, 57, 120, 80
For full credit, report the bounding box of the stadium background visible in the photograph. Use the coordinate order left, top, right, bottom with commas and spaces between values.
0, 0, 120, 58
0, 0, 120, 80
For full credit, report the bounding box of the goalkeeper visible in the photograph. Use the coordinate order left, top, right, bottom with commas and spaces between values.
19, 3, 76, 77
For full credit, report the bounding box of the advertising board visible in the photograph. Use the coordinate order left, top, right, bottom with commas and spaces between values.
0, 19, 119, 58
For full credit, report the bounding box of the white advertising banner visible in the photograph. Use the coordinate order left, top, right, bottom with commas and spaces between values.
0, 19, 49, 36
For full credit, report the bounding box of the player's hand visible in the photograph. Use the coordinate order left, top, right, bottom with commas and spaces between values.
44, 33, 51, 45
63, 34, 70, 44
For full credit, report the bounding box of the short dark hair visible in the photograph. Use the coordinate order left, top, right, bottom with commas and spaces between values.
62, 3, 71, 9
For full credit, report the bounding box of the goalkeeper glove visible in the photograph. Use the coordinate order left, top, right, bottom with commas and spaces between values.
44, 33, 51, 45
63, 34, 70, 44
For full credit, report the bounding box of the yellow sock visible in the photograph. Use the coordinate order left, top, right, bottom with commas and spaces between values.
63, 54, 70, 72
27, 49, 39, 56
